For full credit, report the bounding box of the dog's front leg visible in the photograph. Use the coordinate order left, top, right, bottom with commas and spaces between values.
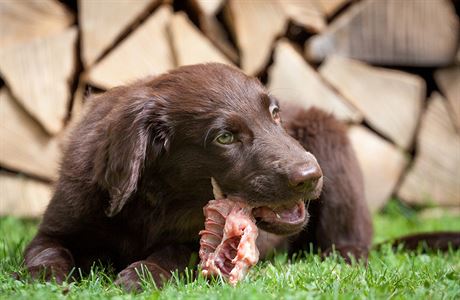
115, 244, 194, 291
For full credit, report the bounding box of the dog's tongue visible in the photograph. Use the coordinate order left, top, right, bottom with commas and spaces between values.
252, 202, 305, 224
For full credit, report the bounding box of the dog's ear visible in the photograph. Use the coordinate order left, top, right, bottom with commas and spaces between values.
94, 95, 168, 217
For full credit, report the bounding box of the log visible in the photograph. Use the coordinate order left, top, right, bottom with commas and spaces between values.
0, 173, 52, 217
398, 93, 460, 206
419, 207, 460, 219
348, 126, 408, 212
198, 16, 239, 64
169, 12, 233, 67
88, 6, 173, 90
0, 89, 60, 181
189, 0, 239, 63
434, 66, 460, 131
72, 81, 85, 122
306, 0, 459, 66
193, 0, 224, 16
67, 76, 88, 129
315, 0, 350, 17
0, 0, 73, 48
277, 1, 325, 33
267, 40, 361, 122
320, 56, 425, 150
225, 0, 287, 75
0, 27, 78, 135
79, 0, 160, 67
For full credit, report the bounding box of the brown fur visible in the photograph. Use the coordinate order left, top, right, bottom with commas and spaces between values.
24, 63, 371, 289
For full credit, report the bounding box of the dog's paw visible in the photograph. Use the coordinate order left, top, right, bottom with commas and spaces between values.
25, 246, 74, 283
27, 264, 69, 284
115, 261, 171, 291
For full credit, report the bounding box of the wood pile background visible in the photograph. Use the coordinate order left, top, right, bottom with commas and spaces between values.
0, 0, 459, 217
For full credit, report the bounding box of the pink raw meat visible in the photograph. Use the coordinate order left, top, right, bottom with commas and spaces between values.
199, 199, 259, 285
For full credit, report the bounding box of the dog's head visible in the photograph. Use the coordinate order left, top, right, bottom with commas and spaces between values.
95, 63, 322, 235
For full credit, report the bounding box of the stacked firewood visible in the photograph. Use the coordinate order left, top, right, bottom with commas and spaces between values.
1, 0, 459, 217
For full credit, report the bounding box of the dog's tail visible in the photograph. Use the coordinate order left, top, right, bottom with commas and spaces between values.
378, 232, 460, 251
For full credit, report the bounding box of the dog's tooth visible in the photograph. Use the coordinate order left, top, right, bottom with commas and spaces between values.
211, 177, 224, 199
276, 213, 281, 219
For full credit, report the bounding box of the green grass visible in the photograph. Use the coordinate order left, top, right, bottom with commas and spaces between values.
1, 201, 459, 300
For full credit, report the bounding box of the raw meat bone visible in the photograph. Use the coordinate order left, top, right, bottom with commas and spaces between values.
199, 200, 259, 285
211, 177, 224, 199
198, 178, 259, 285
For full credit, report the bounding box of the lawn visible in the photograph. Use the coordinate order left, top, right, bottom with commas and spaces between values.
1, 201, 459, 300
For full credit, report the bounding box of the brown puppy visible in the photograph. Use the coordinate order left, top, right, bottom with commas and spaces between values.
24, 63, 372, 289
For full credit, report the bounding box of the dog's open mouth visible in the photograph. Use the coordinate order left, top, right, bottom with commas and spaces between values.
211, 178, 308, 234
252, 201, 306, 228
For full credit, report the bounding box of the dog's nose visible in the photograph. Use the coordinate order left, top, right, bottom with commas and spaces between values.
288, 163, 322, 190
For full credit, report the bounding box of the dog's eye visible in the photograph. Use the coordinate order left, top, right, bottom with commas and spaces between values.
270, 104, 281, 122
216, 132, 235, 145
